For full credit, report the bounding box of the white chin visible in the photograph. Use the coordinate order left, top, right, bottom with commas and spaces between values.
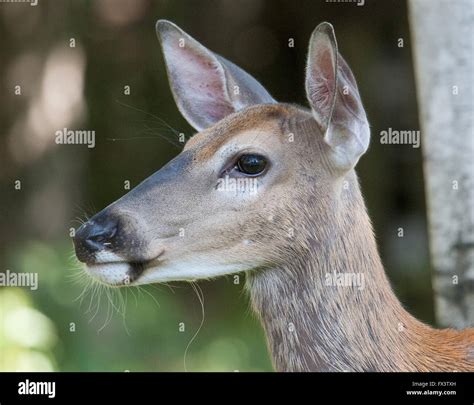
135, 260, 248, 284
84, 259, 249, 287
84, 263, 132, 286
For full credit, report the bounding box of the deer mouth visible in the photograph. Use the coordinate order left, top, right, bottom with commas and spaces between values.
83, 252, 165, 287
127, 261, 148, 283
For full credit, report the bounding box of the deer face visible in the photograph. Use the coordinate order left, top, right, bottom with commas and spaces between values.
73, 21, 369, 287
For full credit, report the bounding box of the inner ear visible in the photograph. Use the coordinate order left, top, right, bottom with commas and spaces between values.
305, 23, 338, 135
156, 20, 275, 132
305, 22, 370, 170
167, 42, 234, 126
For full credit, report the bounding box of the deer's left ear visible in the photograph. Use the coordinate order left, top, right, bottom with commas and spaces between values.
305, 22, 370, 170
156, 20, 275, 132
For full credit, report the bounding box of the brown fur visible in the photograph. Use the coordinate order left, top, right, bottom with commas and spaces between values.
242, 108, 474, 371
180, 102, 474, 371
185, 105, 290, 159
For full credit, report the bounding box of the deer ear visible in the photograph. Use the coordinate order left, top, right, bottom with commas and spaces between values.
305, 22, 370, 170
156, 20, 275, 132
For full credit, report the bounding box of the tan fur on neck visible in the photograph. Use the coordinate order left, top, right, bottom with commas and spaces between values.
246, 160, 474, 372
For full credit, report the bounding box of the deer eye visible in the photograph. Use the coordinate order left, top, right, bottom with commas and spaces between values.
236, 154, 267, 176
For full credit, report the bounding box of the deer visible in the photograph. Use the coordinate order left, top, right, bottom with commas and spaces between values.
73, 20, 474, 372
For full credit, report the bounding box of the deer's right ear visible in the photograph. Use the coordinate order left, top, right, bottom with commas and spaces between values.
156, 20, 275, 132
305, 22, 370, 170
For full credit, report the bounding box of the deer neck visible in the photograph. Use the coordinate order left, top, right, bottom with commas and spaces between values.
246, 173, 438, 372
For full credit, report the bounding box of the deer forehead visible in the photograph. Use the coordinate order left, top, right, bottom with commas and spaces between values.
183, 104, 302, 162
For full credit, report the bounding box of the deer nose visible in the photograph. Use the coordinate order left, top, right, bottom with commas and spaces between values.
73, 214, 119, 263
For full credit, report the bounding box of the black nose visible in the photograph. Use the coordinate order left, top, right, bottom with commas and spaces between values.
73, 213, 119, 263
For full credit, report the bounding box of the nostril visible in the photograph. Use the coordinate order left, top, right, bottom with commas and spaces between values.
75, 217, 119, 254
73, 213, 120, 263
85, 222, 117, 250
88, 225, 117, 244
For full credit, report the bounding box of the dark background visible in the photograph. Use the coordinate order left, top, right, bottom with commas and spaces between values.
0, 0, 430, 371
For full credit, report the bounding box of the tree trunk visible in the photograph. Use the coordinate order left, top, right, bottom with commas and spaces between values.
408, 0, 474, 328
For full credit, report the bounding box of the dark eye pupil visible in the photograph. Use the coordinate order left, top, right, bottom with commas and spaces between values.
237, 154, 267, 175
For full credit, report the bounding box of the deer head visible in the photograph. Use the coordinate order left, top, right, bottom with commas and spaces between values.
73, 20, 369, 288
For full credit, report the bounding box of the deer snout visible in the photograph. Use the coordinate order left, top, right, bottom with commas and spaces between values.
73, 213, 119, 264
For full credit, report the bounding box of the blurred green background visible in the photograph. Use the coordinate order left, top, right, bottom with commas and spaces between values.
0, 0, 431, 371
